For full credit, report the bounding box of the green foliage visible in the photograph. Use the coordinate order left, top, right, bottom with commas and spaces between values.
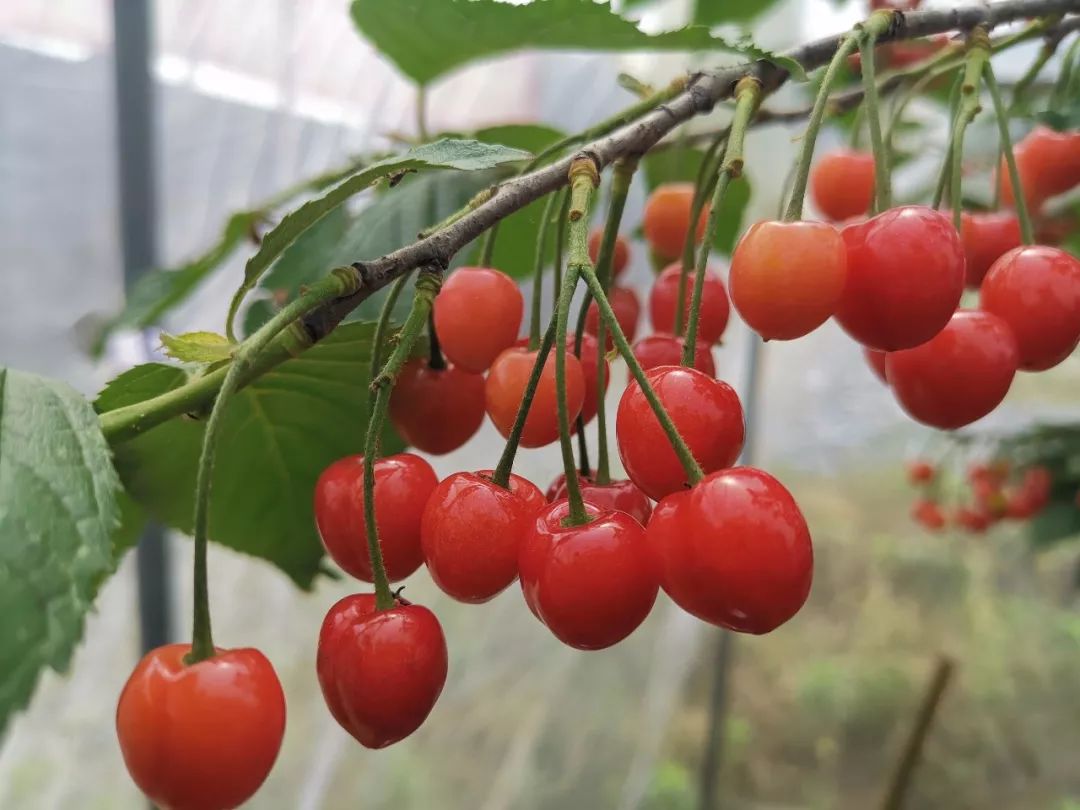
693, 0, 784, 25
159, 331, 234, 364
0, 368, 122, 733
95, 323, 407, 587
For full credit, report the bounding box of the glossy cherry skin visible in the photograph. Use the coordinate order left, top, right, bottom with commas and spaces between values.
885, 310, 1019, 430
617, 365, 745, 502
980, 245, 1080, 371
317, 594, 447, 749
546, 472, 653, 526
519, 501, 659, 649
864, 348, 888, 384
314, 453, 438, 582
420, 470, 545, 603
433, 266, 523, 373
389, 359, 485, 454
1001, 126, 1080, 210
646, 467, 813, 634
116, 644, 285, 810
485, 344, 585, 448
632, 333, 715, 376
730, 220, 847, 340
649, 263, 730, 345
836, 205, 965, 352
959, 211, 1022, 289
642, 183, 709, 261
570, 332, 609, 425
586, 285, 641, 349
810, 150, 875, 222
588, 229, 631, 279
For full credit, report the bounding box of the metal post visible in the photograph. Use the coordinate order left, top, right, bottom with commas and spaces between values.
111, 0, 172, 657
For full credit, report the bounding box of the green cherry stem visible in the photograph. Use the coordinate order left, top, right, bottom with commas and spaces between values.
552, 189, 571, 309
858, 19, 893, 213
369, 272, 412, 414
186, 268, 361, 664
931, 70, 965, 211
949, 28, 991, 231
983, 63, 1035, 244
530, 192, 561, 349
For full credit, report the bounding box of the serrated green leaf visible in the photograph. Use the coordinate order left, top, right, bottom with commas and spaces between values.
693, 0, 783, 25
95, 323, 407, 587
159, 331, 234, 364
350, 0, 803, 85
0, 368, 121, 733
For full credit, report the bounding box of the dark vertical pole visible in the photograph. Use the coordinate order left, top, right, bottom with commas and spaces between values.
111, 0, 172, 657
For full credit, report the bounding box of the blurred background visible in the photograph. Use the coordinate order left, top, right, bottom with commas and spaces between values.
2, 0, 1079, 808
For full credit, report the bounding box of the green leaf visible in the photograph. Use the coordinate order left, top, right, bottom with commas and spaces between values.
693, 0, 783, 24
95, 323, 407, 587
350, 0, 805, 86
1028, 501, 1080, 548
159, 331, 234, 364
0, 368, 121, 733
112, 489, 147, 557
241, 298, 277, 340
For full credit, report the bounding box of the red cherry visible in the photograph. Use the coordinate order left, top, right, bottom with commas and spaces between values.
980, 245, 1080, 371
570, 332, 609, 425
314, 453, 438, 582
912, 498, 946, 531
883, 34, 951, 69
809, 150, 875, 222
420, 470, 544, 603
545, 471, 653, 526
485, 344, 585, 448
885, 310, 1018, 430
616, 365, 744, 502
317, 594, 447, 749
116, 644, 285, 810
907, 460, 936, 484
1000, 126, 1080, 210
649, 263, 731, 345
730, 220, 847, 340
1020, 465, 1052, 510
642, 183, 709, 261
1004, 488, 1039, 519
971, 476, 1007, 518
585, 285, 641, 349
864, 348, 888, 383
389, 359, 485, 454
632, 333, 715, 376
588, 229, 631, 279
519, 500, 658, 649
953, 505, 991, 533
646, 467, 813, 634
433, 267, 523, 373
837, 205, 965, 351
959, 211, 1022, 289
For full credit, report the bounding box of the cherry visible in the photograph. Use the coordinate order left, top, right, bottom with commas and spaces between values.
1020, 465, 1052, 510
645, 467, 813, 634
836, 205, 965, 351
883, 34, 951, 69
389, 359, 485, 454
959, 211, 1022, 290
420, 470, 545, 603
570, 332, 609, 425
317, 594, 447, 749
642, 183, 709, 261
649, 263, 730, 345
585, 285, 641, 349
907, 460, 935, 484
519, 500, 658, 649
912, 498, 946, 531
970, 476, 1007, 519
485, 344, 585, 448
588, 229, 631, 279
1000, 126, 1080, 211
314, 453, 438, 582
616, 365, 744, 502
980, 245, 1080, 371
116, 644, 285, 810
632, 333, 715, 376
953, 505, 991, 533
809, 150, 875, 222
864, 348, 888, 384
730, 220, 847, 340
545, 471, 653, 526
885, 310, 1018, 430
432, 266, 523, 373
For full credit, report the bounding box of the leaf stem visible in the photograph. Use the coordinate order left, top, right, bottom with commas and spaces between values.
984, 63, 1036, 244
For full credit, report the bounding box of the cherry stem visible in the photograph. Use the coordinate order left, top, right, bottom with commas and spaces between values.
683, 77, 760, 365
427, 309, 446, 370
931, 71, 965, 211
186, 268, 361, 665
1051, 35, 1080, 108
552, 189, 570, 312
859, 19, 893, 214
983, 63, 1035, 244
530, 192, 560, 349
369, 272, 412, 415
949, 28, 991, 232
365, 269, 442, 611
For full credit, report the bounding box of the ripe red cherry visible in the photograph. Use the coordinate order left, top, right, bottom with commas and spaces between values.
642, 183, 709, 261
959, 211, 1022, 289
616, 365, 744, 502
730, 220, 847, 340
314, 453, 438, 582
864, 348, 888, 383
885, 310, 1018, 430
1001, 126, 1080, 210
912, 498, 946, 531
883, 34, 951, 69
632, 333, 715, 376
519, 500, 658, 649
585, 285, 641, 349
545, 472, 653, 526
420, 470, 544, 603
588, 229, 631, 279
907, 460, 936, 484
645, 467, 812, 634
570, 332, 609, 425
485, 344, 585, 447
433, 266, 523, 373
116, 644, 285, 810
953, 505, 991, 533
317, 594, 447, 749
809, 150, 875, 222
836, 205, 965, 351
980, 245, 1080, 371
389, 359, 485, 454
649, 263, 730, 345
